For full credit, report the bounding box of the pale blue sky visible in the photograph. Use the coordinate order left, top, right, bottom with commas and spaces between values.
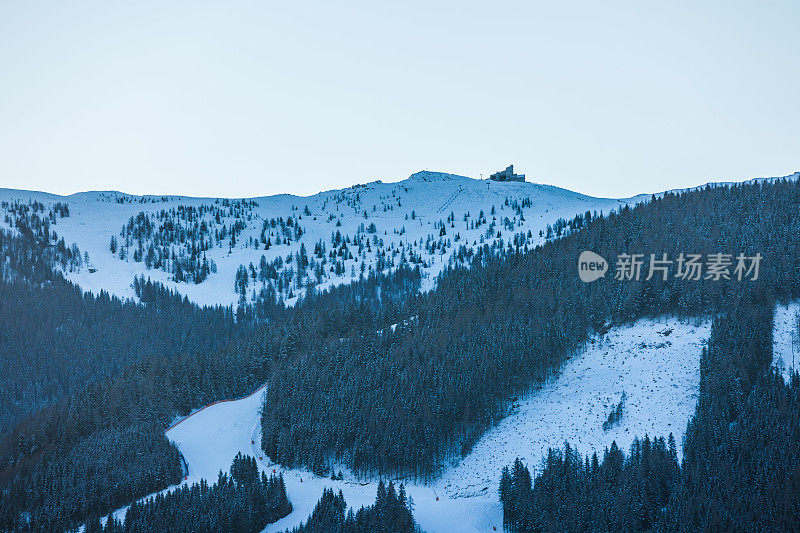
1, 1, 798, 198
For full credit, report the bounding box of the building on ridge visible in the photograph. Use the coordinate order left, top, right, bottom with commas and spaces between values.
489, 165, 525, 182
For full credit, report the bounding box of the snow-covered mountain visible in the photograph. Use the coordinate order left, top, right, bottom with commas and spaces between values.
4, 170, 796, 308
7, 171, 800, 532
0, 171, 640, 307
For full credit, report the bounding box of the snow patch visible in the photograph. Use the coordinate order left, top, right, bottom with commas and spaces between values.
772, 301, 800, 382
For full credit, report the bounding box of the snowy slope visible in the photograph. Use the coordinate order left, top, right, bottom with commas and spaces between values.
0, 173, 636, 307
102, 315, 709, 532
772, 301, 800, 381
434, 316, 709, 501
4, 171, 794, 308
105, 377, 496, 532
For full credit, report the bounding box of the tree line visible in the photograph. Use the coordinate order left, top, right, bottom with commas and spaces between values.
289, 481, 418, 533
86, 453, 292, 533
501, 435, 680, 532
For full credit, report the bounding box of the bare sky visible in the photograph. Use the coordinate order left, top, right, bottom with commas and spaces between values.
1, 1, 798, 199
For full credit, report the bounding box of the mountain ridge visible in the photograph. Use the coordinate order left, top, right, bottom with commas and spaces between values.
1, 170, 796, 309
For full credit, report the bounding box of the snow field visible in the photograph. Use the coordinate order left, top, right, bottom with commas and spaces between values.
435, 316, 709, 503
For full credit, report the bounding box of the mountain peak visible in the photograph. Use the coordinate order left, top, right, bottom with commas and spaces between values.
407, 171, 471, 182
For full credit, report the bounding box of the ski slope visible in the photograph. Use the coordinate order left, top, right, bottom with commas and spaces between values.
102, 314, 709, 532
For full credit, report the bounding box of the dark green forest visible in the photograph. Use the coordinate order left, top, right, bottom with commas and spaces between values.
88, 453, 292, 533
288, 481, 418, 533
261, 179, 800, 480
0, 227, 243, 433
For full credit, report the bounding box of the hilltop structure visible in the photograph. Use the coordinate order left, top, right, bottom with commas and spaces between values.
489, 165, 525, 182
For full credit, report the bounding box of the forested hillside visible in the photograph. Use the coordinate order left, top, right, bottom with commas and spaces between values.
500, 436, 681, 532
3, 178, 800, 531
94, 453, 292, 533
0, 227, 243, 433
261, 179, 800, 480
500, 296, 799, 531
0, 264, 419, 531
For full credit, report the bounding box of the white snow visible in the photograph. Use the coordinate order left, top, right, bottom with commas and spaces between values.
435, 316, 709, 501
0, 173, 637, 308
772, 301, 800, 381
4, 171, 794, 310
101, 315, 709, 532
